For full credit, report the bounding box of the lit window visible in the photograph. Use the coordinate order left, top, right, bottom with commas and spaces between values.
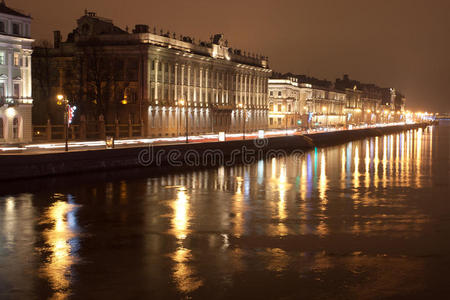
14, 53, 19, 66
13, 117, 19, 139
0, 52, 5, 65
14, 83, 20, 97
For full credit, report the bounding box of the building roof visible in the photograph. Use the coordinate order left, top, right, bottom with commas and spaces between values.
0, 1, 31, 19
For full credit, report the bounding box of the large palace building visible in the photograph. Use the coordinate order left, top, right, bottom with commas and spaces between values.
33, 11, 271, 137
0, 1, 33, 144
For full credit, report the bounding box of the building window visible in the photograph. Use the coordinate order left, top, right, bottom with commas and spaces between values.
269, 118, 273, 125
277, 104, 281, 112
0, 82, 4, 97
13, 117, 19, 139
14, 53, 19, 66
14, 83, 20, 97
288, 104, 291, 112
0, 21, 4, 33
12, 23, 20, 35
0, 52, 4, 65
269, 91, 273, 96
278, 91, 282, 97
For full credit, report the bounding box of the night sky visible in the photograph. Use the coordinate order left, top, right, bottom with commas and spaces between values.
10, 0, 450, 112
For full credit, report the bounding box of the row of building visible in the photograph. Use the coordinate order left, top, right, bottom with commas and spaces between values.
267, 75, 404, 130
0, 4, 406, 144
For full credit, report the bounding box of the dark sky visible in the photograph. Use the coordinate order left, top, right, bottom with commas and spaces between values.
10, 0, 450, 112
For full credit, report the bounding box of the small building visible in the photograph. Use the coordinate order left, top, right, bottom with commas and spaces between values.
301, 84, 346, 128
268, 77, 301, 129
0, 1, 33, 144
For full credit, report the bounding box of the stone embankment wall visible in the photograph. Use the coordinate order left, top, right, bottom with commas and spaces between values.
0, 123, 428, 181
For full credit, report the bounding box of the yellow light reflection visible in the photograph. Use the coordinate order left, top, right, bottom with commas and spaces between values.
265, 248, 289, 272
40, 200, 79, 299
169, 187, 203, 294
316, 151, 329, 236
365, 140, 370, 189
300, 159, 307, 219
172, 187, 190, 240
374, 137, 380, 187
171, 247, 203, 293
232, 177, 244, 238
382, 135, 387, 188
416, 129, 422, 188
276, 163, 289, 236
353, 146, 360, 204
318, 151, 327, 210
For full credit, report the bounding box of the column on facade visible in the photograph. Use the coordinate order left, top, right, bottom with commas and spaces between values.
146, 55, 152, 102
161, 61, 165, 101
181, 64, 185, 101
239, 73, 243, 106
7, 50, 12, 98
215, 71, 219, 104
174, 63, 178, 101
154, 60, 159, 101
199, 67, 203, 105
187, 65, 192, 104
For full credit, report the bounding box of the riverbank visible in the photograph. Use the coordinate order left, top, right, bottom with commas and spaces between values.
0, 123, 429, 181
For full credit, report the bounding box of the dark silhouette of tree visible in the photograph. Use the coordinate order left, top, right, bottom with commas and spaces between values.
32, 40, 59, 123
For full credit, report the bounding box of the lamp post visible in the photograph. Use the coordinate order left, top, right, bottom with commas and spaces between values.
366, 109, 371, 125
238, 103, 246, 140
179, 99, 188, 143
322, 106, 328, 129
285, 111, 288, 136
57, 94, 69, 152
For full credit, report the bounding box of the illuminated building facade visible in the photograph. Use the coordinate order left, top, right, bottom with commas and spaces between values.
302, 84, 346, 128
269, 75, 346, 129
0, 1, 33, 144
33, 11, 271, 137
344, 88, 383, 125
268, 77, 301, 129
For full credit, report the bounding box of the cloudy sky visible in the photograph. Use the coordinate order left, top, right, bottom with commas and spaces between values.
9, 0, 450, 112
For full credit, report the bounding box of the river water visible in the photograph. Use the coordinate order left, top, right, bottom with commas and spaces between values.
1, 124, 449, 299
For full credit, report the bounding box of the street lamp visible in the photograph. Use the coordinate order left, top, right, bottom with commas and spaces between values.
57, 94, 69, 152
238, 103, 246, 140
179, 99, 188, 143
322, 106, 328, 128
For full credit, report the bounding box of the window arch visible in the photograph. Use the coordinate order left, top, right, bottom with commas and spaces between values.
13, 117, 19, 139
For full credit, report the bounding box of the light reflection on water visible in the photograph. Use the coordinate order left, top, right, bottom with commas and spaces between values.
38, 194, 80, 299
0, 126, 446, 298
